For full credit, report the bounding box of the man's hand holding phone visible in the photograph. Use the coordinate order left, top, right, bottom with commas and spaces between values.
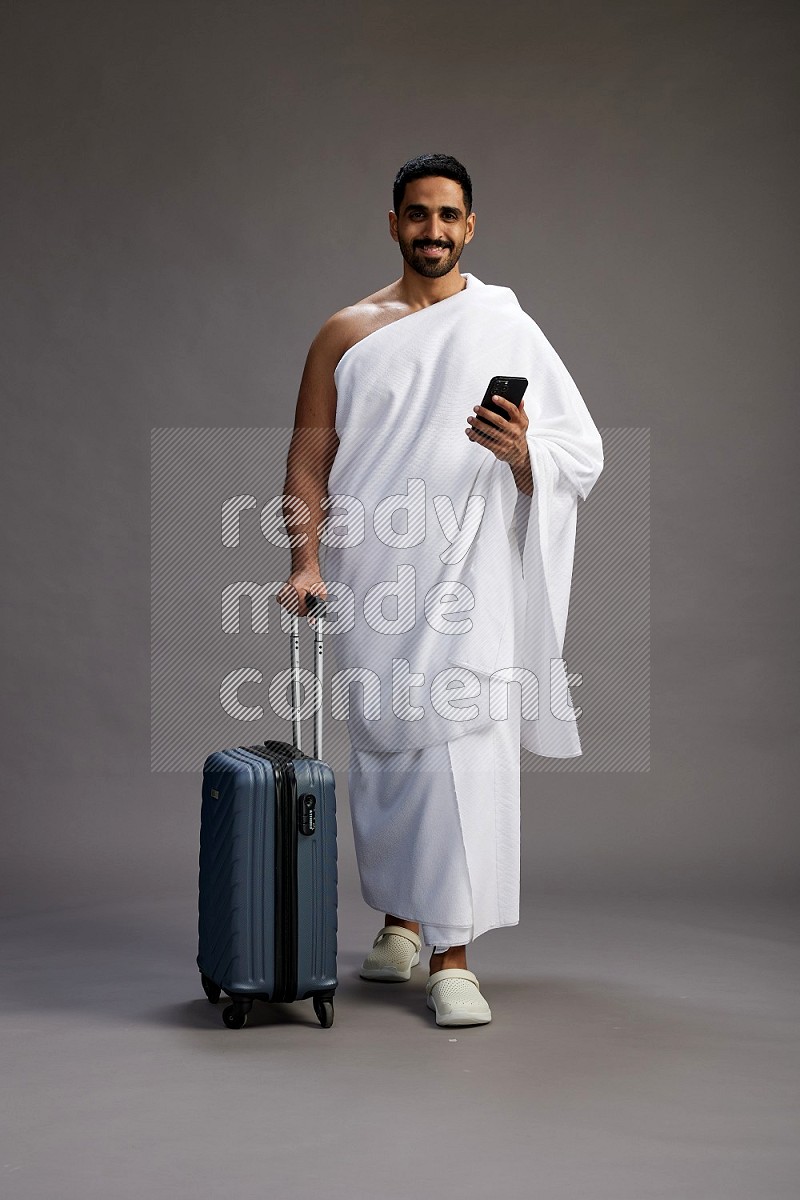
466, 375, 531, 475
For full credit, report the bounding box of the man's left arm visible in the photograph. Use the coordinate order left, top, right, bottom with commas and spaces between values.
509, 443, 533, 496
466, 393, 533, 495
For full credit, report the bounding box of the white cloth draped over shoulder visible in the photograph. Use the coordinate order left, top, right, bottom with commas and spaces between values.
320, 272, 603, 759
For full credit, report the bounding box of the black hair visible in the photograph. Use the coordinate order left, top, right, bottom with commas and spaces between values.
392, 153, 473, 216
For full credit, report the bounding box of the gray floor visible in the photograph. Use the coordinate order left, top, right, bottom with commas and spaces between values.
2, 891, 798, 1199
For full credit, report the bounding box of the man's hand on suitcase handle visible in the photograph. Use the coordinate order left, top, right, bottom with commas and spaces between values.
276, 569, 328, 624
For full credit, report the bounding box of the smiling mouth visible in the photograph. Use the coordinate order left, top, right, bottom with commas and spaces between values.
418, 244, 451, 256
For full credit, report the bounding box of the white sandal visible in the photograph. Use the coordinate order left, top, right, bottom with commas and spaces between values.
360, 925, 422, 981
425, 968, 492, 1026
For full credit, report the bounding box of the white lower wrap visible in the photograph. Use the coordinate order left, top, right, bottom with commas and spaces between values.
347, 643, 522, 946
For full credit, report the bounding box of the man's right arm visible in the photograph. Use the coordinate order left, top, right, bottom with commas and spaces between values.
276, 314, 349, 617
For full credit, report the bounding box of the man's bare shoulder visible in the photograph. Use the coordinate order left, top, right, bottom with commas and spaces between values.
315, 281, 409, 360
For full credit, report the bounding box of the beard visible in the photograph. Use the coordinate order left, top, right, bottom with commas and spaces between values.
397, 233, 465, 278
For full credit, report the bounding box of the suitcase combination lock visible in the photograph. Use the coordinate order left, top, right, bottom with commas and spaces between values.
298, 793, 317, 836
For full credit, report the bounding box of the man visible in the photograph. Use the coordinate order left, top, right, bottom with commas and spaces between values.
277, 153, 603, 1027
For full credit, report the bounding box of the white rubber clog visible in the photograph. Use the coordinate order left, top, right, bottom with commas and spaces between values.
359, 925, 422, 981
425, 968, 492, 1026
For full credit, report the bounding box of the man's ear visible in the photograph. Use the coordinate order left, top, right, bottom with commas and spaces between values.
465, 211, 477, 244
388, 211, 399, 242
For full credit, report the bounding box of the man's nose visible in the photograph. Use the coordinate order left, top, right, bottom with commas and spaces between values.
422, 218, 445, 243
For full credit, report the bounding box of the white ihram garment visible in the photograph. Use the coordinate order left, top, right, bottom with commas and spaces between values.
346, 593, 522, 946
320, 273, 603, 945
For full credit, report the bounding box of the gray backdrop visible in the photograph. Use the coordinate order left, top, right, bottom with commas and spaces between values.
2, 0, 797, 914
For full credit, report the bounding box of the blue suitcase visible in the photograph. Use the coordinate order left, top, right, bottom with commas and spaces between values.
197, 594, 338, 1029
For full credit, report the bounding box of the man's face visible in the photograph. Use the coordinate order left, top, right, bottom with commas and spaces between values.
390, 176, 476, 279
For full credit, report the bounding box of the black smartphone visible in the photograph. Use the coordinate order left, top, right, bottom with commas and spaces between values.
479, 375, 529, 419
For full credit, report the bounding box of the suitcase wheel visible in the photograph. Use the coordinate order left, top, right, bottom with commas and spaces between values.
313, 995, 335, 1028
222, 1000, 252, 1029
200, 973, 221, 1005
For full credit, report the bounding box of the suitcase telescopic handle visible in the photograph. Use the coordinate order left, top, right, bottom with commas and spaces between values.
289, 591, 326, 758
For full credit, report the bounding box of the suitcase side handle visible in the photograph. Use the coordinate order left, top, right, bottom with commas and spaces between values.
289, 591, 325, 759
